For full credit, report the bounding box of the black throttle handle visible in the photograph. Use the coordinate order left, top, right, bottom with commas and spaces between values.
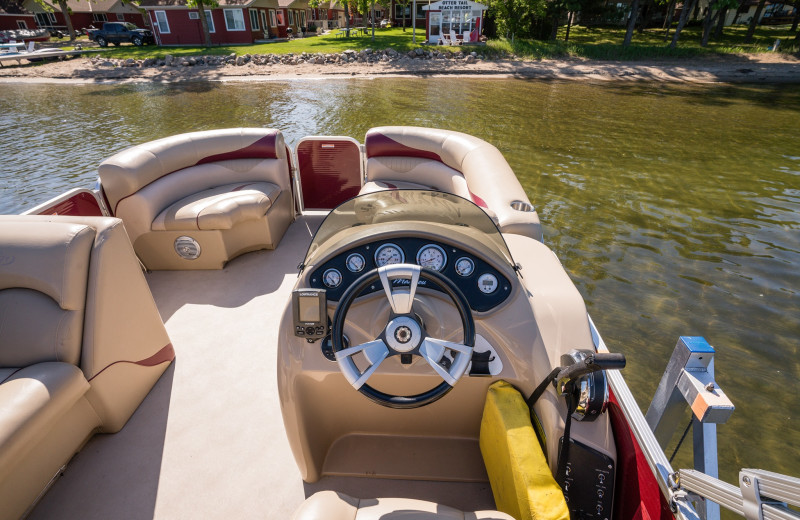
556, 353, 626, 386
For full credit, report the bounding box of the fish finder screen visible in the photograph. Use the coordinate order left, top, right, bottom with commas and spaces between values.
298, 296, 321, 322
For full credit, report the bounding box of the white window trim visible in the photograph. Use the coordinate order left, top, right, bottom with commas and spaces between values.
276, 10, 285, 26
205, 10, 215, 32
223, 8, 245, 31
249, 8, 259, 30
269, 9, 277, 27
17, 20, 28, 29
154, 10, 170, 33
287, 9, 294, 26
92, 13, 108, 22
116, 13, 124, 21
189, 11, 199, 19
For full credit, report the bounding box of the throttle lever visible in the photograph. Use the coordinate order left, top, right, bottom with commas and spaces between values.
555, 353, 626, 390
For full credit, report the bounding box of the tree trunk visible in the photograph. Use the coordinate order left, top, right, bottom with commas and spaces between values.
197, 2, 212, 47
403, 3, 407, 31
623, 0, 640, 46
670, 0, 698, 47
637, 0, 650, 32
745, 0, 767, 43
371, 0, 375, 40
663, 0, 676, 29
701, 5, 715, 47
714, 6, 727, 38
345, 1, 351, 35
550, 14, 559, 40
56, 0, 75, 41
732, 0, 745, 24
791, 1, 799, 31
564, 11, 573, 42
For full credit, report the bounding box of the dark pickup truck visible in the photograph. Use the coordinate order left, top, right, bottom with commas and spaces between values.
88, 22, 155, 47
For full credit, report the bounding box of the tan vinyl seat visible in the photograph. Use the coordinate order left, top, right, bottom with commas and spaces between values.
0, 216, 173, 520
361, 127, 543, 241
293, 491, 515, 520
98, 128, 295, 270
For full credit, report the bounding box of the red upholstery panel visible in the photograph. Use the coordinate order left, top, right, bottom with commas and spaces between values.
197, 132, 279, 164
365, 132, 443, 162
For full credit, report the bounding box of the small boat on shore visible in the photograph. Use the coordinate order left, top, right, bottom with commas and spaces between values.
1, 126, 797, 520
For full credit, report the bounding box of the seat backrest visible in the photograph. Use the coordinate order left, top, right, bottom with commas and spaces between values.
364, 127, 543, 240
0, 221, 95, 368
98, 128, 290, 243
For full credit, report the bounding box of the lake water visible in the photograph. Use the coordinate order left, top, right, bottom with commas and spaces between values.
1, 78, 798, 488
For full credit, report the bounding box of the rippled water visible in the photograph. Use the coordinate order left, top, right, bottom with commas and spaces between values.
1, 79, 798, 488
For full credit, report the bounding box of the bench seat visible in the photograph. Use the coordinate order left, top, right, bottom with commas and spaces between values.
153, 181, 281, 232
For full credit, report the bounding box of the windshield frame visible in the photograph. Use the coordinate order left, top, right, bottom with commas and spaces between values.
301, 190, 517, 270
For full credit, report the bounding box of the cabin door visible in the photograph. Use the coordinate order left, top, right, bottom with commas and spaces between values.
260, 10, 268, 38
295, 137, 363, 210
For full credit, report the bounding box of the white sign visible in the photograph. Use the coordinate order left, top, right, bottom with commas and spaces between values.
423, 0, 487, 11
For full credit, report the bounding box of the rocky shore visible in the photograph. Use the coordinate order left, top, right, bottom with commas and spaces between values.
0, 47, 798, 83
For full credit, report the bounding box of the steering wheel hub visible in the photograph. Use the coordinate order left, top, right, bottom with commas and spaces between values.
386, 317, 422, 353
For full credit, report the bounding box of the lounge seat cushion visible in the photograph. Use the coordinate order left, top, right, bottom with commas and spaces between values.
293, 491, 515, 520
152, 181, 281, 232
0, 363, 90, 481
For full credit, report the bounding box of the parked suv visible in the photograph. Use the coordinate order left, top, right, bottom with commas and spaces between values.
88, 22, 155, 47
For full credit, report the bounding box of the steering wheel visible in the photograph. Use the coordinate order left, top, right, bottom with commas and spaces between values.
331, 263, 475, 409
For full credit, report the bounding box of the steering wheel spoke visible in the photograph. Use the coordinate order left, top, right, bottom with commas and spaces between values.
332, 263, 475, 408
335, 339, 390, 389
378, 264, 420, 315
420, 337, 472, 386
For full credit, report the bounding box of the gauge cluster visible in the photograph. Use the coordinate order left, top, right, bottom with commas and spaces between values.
308, 238, 512, 312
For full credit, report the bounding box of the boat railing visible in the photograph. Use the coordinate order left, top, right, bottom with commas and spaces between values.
590, 320, 799, 520
676, 469, 800, 520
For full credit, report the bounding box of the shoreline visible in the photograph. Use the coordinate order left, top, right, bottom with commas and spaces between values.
1, 52, 798, 84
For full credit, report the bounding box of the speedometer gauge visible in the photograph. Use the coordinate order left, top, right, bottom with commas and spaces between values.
416, 244, 447, 271
374, 244, 405, 267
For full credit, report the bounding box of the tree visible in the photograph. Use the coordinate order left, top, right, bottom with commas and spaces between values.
311, 0, 352, 34
186, 0, 216, 46
669, 0, 699, 47
34, 0, 76, 41
701, 0, 737, 46
623, 0, 641, 46
395, 0, 411, 30
490, 0, 547, 42
744, 0, 767, 43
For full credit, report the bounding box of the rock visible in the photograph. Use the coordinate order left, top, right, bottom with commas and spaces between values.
470, 51, 477, 57
407, 50, 417, 58
236, 56, 246, 66
414, 47, 424, 56
97, 60, 114, 67
386, 48, 398, 58
164, 54, 174, 66
123, 58, 135, 67
142, 58, 155, 67
465, 55, 476, 64
364, 48, 372, 54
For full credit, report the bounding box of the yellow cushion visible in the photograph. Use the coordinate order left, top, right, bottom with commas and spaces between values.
479, 380, 570, 520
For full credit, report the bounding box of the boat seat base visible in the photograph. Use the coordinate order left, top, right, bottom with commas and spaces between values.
293, 491, 515, 520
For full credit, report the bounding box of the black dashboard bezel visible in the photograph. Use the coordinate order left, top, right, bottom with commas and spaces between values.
308, 237, 512, 313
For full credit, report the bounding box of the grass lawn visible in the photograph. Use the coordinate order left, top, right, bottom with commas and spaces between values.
57, 24, 798, 62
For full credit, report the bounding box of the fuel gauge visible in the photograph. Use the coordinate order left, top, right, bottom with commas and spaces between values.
323, 268, 342, 288
346, 253, 365, 273
454, 257, 475, 277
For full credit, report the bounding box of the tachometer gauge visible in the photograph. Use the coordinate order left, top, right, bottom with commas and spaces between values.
477, 273, 498, 294
345, 253, 365, 273
374, 244, 405, 267
323, 268, 342, 288
416, 244, 447, 271
454, 257, 475, 277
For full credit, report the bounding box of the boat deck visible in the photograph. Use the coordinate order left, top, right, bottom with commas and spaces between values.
27, 213, 496, 519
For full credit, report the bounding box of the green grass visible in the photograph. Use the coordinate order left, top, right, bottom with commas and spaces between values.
55, 23, 798, 62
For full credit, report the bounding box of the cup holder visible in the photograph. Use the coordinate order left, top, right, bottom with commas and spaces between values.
510, 200, 535, 212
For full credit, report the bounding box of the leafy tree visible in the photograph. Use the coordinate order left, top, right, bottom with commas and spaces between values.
311, 0, 352, 34
623, 0, 641, 46
186, 0, 216, 46
33, 0, 76, 41
489, 0, 546, 41
669, 0, 699, 47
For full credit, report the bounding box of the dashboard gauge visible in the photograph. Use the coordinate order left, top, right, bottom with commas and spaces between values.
323, 268, 342, 288
345, 253, 366, 273
454, 257, 475, 277
477, 273, 498, 294
416, 244, 447, 271
374, 244, 405, 267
